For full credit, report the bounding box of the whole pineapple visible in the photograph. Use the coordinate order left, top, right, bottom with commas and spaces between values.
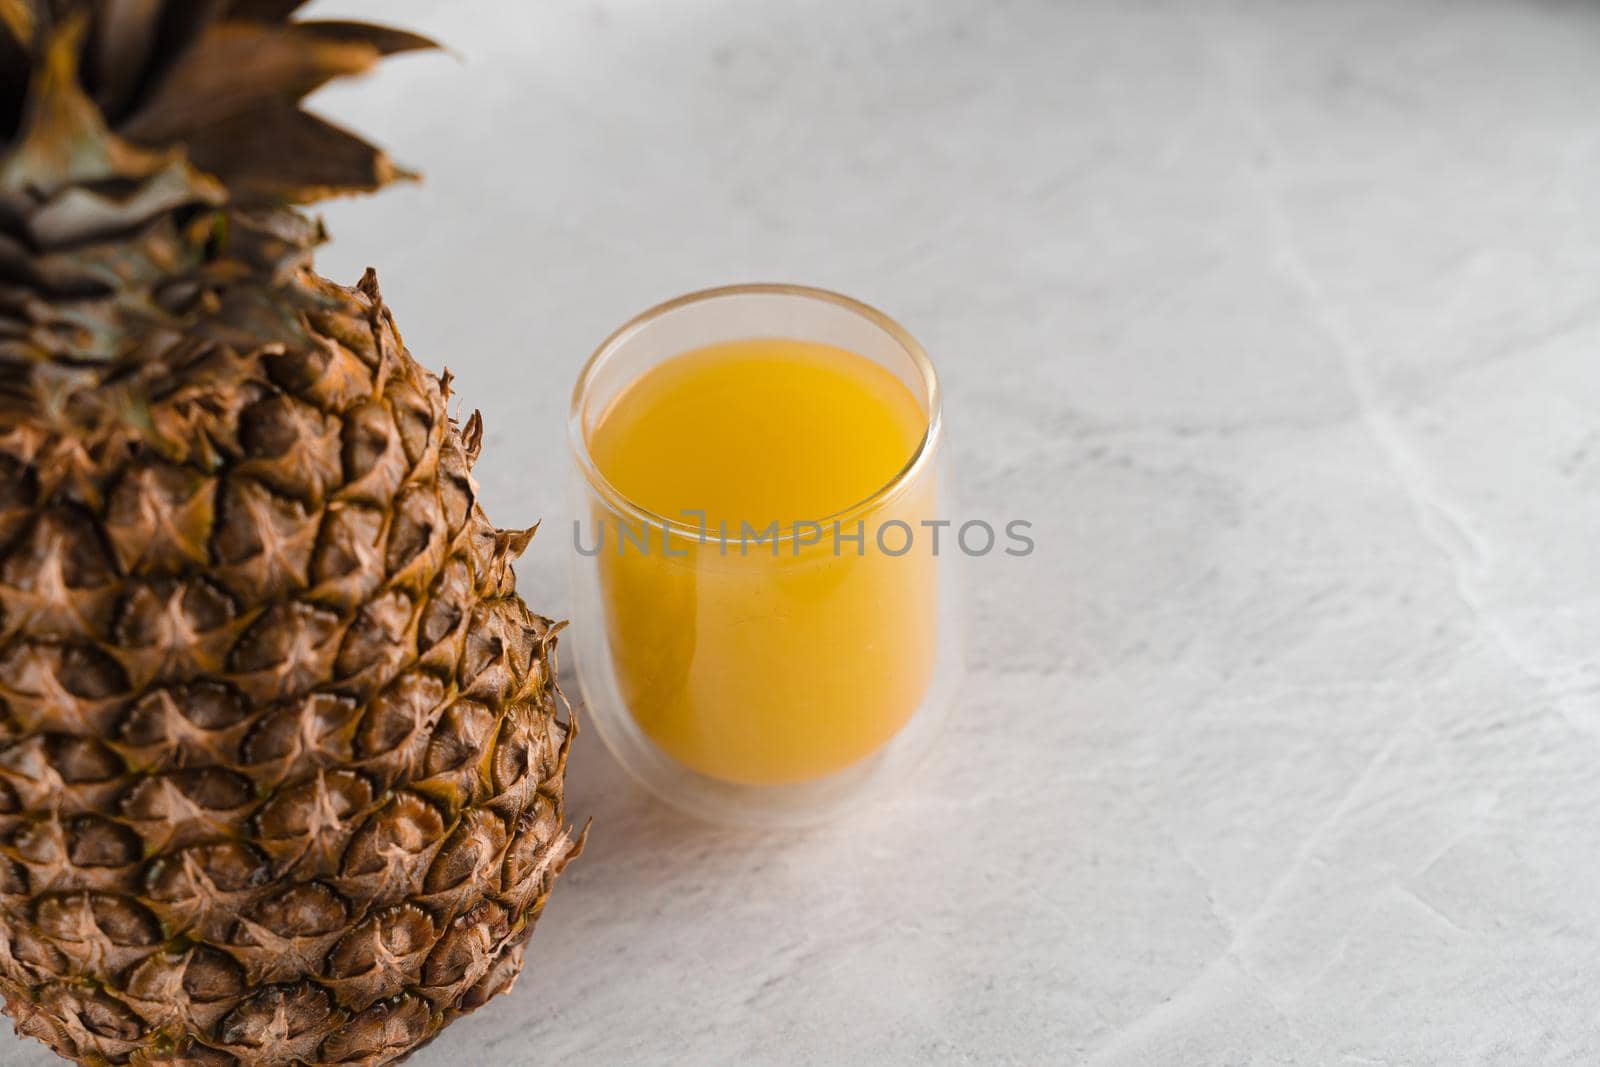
0, 3, 582, 1063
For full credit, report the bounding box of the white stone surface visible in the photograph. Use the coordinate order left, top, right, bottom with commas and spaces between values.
8, 0, 1600, 1062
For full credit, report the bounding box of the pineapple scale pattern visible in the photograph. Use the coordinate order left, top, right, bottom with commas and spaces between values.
0, 260, 579, 1064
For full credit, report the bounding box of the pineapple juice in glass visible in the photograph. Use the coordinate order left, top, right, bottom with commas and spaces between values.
568, 285, 960, 825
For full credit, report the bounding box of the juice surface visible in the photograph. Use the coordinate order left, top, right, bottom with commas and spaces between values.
589, 338, 926, 527
588, 338, 936, 785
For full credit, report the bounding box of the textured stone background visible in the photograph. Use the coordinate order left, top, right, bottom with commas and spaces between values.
6, 0, 1600, 1063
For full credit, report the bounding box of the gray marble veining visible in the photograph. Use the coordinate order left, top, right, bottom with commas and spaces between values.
4, 0, 1597, 1063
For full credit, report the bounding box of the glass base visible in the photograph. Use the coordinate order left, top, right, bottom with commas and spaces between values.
568, 561, 965, 829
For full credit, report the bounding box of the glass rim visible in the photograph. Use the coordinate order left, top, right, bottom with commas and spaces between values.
567, 282, 943, 545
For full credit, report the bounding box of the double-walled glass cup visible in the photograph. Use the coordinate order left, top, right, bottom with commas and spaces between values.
567, 285, 962, 826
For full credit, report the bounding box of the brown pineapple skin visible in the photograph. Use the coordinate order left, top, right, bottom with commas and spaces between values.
0, 255, 580, 1064
0, 10, 581, 1062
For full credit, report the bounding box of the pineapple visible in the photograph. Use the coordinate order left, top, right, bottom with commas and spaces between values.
0, 2, 582, 1064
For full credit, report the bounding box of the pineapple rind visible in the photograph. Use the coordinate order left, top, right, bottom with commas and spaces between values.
0, 8, 580, 1066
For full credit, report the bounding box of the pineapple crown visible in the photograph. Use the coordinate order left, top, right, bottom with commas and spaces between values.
0, 1, 436, 443
0, 0, 435, 204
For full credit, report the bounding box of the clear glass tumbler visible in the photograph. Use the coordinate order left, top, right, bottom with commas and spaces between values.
567, 284, 962, 826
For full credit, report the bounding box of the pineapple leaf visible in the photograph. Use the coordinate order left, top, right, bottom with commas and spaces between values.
228, 0, 312, 19
119, 21, 381, 144
0, 17, 167, 195
297, 20, 439, 57
182, 101, 412, 203
89, 0, 165, 119
0, 0, 33, 49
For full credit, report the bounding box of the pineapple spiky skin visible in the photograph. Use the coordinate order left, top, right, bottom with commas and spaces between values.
0, 4, 581, 1064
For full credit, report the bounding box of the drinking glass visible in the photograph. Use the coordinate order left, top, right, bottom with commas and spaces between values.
567, 284, 962, 826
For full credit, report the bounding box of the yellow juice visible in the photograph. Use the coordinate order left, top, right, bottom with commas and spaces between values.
588, 338, 936, 785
